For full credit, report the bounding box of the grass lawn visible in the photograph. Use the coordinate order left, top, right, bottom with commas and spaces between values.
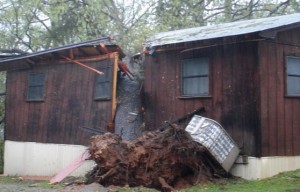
0, 176, 64, 189
180, 169, 300, 192
111, 169, 300, 192
0, 169, 299, 192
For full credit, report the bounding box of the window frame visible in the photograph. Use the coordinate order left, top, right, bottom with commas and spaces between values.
180, 57, 211, 98
285, 56, 300, 97
27, 72, 46, 102
94, 65, 113, 100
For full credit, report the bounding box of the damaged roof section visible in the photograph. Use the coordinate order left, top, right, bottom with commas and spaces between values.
146, 13, 300, 48
0, 37, 125, 71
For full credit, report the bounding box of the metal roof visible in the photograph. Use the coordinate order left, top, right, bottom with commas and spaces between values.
0, 36, 124, 63
0, 37, 126, 71
146, 13, 300, 47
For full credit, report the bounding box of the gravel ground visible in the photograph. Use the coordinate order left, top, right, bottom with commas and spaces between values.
0, 182, 108, 192
0, 176, 108, 192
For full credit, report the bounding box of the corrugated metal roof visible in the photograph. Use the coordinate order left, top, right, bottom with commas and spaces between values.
0, 36, 123, 63
146, 13, 300, 47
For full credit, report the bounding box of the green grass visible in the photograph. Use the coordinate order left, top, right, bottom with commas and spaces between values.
0, 170, 299, 191
111, 169, 300, 192
0, 176, 64, 189
180, 169, 300, 192
28, 180, 64, 189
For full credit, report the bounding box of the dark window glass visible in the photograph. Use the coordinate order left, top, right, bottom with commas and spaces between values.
181, 58, 209, 96
94, 66, 112, 100
286, 56, 300, 96
27, 72, 45, 101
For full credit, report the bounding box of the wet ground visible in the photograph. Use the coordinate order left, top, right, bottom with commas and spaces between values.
0, 176, 108, 192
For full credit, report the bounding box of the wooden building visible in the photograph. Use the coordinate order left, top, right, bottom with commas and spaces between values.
143, 13, 300, 179
0, 37, 125, 176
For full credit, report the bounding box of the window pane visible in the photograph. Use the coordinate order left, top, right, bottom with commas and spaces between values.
182, 58, 208, 77
287, 76, 300, 95
95, 82, 111, 99
94, 66, 112, 99
27, 73, 45, 100
286, 57, 300, 96
28, 86, 44, 100
96, 67, 110, 82
287, 57, 300, 75
29, 73, 45, 86
181, 57, 209, 96
183, 77, 209, 96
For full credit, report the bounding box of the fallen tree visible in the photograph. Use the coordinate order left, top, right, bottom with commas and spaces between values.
86, 124, 227, 191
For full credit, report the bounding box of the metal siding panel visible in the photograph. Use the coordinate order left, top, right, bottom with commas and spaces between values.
4, 140, 95, 176
231, 156, 300, 180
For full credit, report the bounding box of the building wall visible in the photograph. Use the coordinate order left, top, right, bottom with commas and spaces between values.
4, 140, 95, 176
5, 57, 115, 145
231, 155, 300, 180
259, 27, 300, 156
144, 41, 260, 156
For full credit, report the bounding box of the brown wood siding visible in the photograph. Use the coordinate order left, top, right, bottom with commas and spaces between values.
5, 57, 115, 145
144, 41, 260, 156
259, 27, 300, 156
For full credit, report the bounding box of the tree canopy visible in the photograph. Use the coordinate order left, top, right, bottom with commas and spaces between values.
0, 0, 299, 55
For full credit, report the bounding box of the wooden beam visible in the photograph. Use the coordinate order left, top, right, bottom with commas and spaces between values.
61, 56, 104, 75
99, 43, 109, 54
111, 52, 118, 125
58, 54, 114, 64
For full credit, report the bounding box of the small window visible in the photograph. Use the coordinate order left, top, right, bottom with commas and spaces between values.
94, 66, 112, 100
286, 56, 300, 96
27, 72, 45, 101
181, 58, 209, 96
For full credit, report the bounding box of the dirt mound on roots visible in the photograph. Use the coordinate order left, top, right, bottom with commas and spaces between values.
86, 124, 225, 191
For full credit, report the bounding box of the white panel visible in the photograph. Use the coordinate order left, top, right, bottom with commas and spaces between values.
5, 140, 300, 179
231, 156, 300, 180
4, 140, 95, 177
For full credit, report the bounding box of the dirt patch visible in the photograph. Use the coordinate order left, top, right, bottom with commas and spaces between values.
86, 124, 226, 191
0, 176, 107, 192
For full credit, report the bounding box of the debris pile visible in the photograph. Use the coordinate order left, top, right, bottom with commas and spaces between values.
86, 124, 226, 191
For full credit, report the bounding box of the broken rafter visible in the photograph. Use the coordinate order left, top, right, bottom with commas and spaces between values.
99, 43, 110, 54
118, 61, 134, 80
62, 56, 104, 75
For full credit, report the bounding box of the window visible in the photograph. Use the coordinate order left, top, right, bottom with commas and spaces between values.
181, 58, 209, 96
94, 66, 112, 100
286, 56, 300, 96
27, 72, 45, 101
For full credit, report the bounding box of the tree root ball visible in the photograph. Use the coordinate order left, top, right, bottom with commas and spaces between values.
86, 124, 225, 191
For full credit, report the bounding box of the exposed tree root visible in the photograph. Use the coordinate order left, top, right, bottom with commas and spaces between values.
86, 124, 226, 191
